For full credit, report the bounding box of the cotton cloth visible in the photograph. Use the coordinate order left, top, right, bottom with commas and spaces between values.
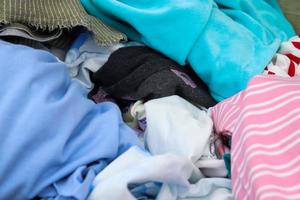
65, 32, 126, 89
89, 146, 233, 200
144, 96, 227, 178
80, 0, 294, 101
210, 75, 300, 200
0, 40, 140, 200
144, 96, 213, 164
264, 35, 300, 77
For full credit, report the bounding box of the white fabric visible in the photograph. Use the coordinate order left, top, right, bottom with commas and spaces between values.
144, 95, 213, 163
89, 146, 233, 200
195, 159, 227, 178
278, 35, 300, 57
264, 35, 300, 77
264, 54, 293, 77
89, 96, 230, 199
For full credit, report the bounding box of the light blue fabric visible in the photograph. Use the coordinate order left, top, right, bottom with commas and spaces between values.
64, 32, 141, 90
65, 32, 120, 89
0, 40, 140, 200
80, 0, 295, 101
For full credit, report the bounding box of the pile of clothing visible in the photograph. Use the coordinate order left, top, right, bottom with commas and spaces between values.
0, 0, 299, 200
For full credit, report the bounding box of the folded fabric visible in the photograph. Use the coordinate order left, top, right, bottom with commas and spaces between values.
144, 95, 227, 178
2, 36, 71, 61
0, 23, 63, 42
264, 35, 300, 77
0, 23, 70, 59
144, 96, 214, 165
65, 32, 126, 89
210, 75, 300, 200
196, 133, 228, 178
89, 146, 233, 200
195, 159, 227, 178
0, 0, 125, 45
0, 40, 140, 200
81, 0, 294, 101
91, 46, 216, 108
279, 35, 300, 63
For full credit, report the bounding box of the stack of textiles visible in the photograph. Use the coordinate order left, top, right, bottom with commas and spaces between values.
0, 1, 299, 200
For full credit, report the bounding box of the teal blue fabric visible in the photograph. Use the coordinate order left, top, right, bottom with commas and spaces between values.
80, 0, 295, 101
223, 153, 231, 178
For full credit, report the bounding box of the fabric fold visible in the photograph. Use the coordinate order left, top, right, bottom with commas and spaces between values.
80, 0, 294, 100
0, 0, 126, 45
0, 40, 140, 200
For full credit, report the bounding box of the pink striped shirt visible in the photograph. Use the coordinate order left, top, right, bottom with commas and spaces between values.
211, 75, 300, 200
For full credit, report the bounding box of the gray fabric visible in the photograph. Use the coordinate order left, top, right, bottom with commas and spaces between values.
0, 23, 63, 42
91, 46, 217, 108
279, 0, 300, 34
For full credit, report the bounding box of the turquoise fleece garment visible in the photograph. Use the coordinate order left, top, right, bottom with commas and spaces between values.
0, 40, 140, 200
80, 0, 295, 101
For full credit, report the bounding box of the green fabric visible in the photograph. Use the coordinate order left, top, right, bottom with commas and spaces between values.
0, 0, 126, 45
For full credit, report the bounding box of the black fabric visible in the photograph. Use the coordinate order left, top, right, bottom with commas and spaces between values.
90, 46, 217, 108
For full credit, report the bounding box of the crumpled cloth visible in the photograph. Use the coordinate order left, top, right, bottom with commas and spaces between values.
264, 35, 300, 77
80, 0, 294, 101
65, 32, 126, 89
88, 146, 233, 200
0, 40, 140, 200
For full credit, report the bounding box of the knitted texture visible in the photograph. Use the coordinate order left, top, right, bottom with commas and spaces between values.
0, 0, 126, 45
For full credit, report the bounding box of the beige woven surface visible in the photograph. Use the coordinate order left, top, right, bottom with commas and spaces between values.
0, 0, 126, 45
279, 0, 300, 34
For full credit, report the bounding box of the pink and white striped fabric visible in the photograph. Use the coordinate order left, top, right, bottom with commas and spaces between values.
264, 35, 300, 77
210, 75, 300, 200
